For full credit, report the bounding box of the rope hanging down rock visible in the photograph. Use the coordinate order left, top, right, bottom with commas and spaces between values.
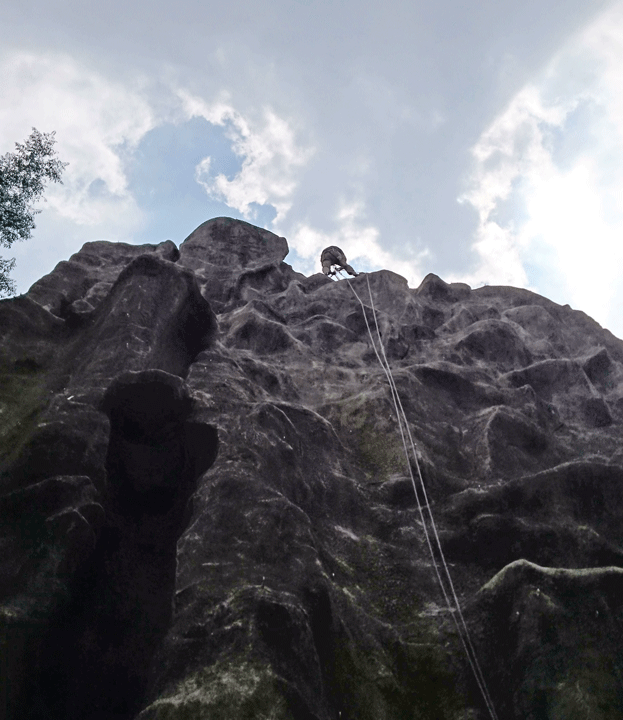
339, 269, 499, 720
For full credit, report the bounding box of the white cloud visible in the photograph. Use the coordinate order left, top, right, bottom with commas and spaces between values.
459, 2, 623, 338
287, 199, 429, 283
179, 89, 314, 225
0, 51, 314, 246
0, 51, 154, 234
0, 52, 315, 246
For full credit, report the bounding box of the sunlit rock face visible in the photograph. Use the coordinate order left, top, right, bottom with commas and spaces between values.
2, 216, 623, 719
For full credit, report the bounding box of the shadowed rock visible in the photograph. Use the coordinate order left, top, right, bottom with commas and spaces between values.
470, 560, 623, 719
29, 371, 218, 720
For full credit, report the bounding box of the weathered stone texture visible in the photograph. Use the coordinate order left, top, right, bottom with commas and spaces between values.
1, 216, 623, 719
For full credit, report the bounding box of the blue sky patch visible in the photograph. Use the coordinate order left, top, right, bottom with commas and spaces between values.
125, 116, 244, 243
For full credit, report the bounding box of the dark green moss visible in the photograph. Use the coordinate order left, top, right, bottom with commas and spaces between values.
356, 423, 405, 482
0, 366, 51, 477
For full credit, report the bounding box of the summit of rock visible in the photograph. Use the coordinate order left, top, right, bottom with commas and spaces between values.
179, 216, 289, 269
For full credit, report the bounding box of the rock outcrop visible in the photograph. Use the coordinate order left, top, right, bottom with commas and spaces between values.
1, 215, 623, 719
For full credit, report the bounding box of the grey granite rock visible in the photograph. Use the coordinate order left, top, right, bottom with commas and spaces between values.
1, 217, 623, 719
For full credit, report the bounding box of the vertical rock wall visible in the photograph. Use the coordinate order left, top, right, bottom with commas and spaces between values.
1, 216, 623, 719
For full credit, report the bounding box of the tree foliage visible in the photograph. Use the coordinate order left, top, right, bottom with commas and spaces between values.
0, 128, 68, 296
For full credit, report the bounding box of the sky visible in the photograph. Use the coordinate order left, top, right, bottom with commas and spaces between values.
1, 0, 622, 338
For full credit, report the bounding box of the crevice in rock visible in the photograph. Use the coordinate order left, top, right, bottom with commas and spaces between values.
303, 584, 344, 717
174, 293, 219, 373
30, 370, 218, 720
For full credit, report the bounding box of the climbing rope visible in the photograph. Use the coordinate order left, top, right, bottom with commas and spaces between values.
338, 270, 499, 720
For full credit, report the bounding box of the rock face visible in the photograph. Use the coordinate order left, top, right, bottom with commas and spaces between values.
1, 215, 623, 719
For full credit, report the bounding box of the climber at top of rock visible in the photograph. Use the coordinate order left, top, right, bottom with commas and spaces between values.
320, 246, 359, 278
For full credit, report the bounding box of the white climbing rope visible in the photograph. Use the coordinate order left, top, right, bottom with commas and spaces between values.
339, 270, 499, 720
